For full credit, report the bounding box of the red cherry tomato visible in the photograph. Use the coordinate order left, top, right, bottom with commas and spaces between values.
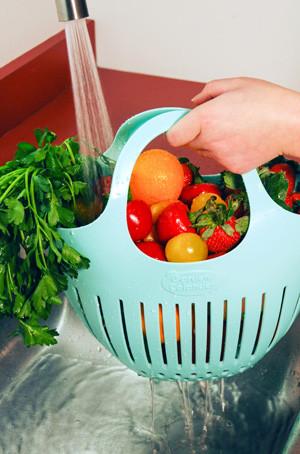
181, 163, 194, 187
180, 183, 222, 205
207, 252, 226, 259
136, 241, 166, 260
127, 200, 152, 241
270, 163, 296, 195
156, 201, 195, 243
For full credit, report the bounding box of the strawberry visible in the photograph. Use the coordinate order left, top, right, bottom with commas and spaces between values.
222, 171, 245, 196
200, 216, 247, 253
225, 192, 249, 217
190, 197, 249, 253
289, 192, 300, 212
285, 194, 293, 208
181, 163, 194, 187
178, 157, 203, 186
270, 163, 296, 195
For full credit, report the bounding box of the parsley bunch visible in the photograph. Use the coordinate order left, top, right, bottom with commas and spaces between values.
0, 129, 101, 346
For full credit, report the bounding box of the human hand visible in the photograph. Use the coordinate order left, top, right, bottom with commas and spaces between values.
167, 77, 300, 173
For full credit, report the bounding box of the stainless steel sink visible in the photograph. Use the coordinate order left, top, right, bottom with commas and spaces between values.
0, 298, 299, 454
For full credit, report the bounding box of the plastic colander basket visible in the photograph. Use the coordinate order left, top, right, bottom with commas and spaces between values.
60, 108, 300, 381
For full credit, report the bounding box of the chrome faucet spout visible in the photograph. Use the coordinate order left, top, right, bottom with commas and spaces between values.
55, 0, 89, 22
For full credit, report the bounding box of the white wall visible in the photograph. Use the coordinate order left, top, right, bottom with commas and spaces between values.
89, 0, 300, 90
1, 0, 62, 67
2, 0, 300, 91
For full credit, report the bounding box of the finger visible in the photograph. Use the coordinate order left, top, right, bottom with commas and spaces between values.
191, 77, 244, 105
166, 107, 203, 148
195, 149, 211, 159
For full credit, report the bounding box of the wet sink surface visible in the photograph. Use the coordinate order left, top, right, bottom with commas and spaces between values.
0, 299, 299, 454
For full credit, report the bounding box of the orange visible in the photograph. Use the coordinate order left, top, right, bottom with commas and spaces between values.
190, 192, 227, 212
150, 199, 178, 223
130, 149, 184, 205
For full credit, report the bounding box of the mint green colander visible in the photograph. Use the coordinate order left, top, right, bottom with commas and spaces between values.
61, 108, 300, 381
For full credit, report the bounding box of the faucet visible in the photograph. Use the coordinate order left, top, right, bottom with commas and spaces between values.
55, 0, 89, 21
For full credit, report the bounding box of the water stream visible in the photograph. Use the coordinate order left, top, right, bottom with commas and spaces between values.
64, 18, 113, 156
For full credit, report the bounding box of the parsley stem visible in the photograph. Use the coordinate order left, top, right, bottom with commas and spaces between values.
64, 140, 76, 165
0, 172, 25, 204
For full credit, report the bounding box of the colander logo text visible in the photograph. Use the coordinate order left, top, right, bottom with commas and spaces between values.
161, 271, 215, 296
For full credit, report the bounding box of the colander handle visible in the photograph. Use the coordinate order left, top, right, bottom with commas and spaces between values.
103, 108, 281, 245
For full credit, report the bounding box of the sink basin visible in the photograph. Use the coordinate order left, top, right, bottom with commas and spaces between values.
0, 298, 299, 454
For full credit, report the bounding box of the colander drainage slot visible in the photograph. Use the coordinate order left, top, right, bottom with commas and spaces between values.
191, 303, 196, 364
97, 296, 118, 357
235, 297, 246, 359
75, 288, 94, 335
206, 302, 211, 363
252, 293, 265, 355
159, 304, 168, 364
220, 300, 228, 362
119, 300, 135, 362
140, 303, 152, 364
176, 304, 182, 365
269, 287, 286, 347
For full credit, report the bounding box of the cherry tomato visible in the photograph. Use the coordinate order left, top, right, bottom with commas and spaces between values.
181, 163, 194, 187
144, 226, 158, 242
207, 252, 225, 259
165, 233, 208, 262
270, 163, 296, 194
127, 200, 152, 241
181, 183, 221, 205
150, 199, 177, 223
136, 241, 166, 261
190, 193, 226, 212
156, 201, 195, 243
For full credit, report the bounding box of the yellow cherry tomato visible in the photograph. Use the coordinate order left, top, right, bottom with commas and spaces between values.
190, 192, 226, 212
150, 199, 178, 223
165, 232, 208, 262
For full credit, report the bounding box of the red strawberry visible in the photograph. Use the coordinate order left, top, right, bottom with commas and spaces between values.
200, 217, 246, 253
225, 192, 249, 217
270, 163, 296, 195
289, 192, 300, 212
190, 197, 249, 253
285, 195, 293, 208
181, 163, 194, 187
